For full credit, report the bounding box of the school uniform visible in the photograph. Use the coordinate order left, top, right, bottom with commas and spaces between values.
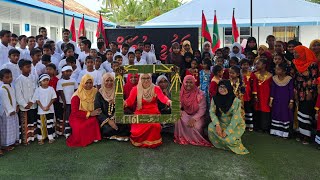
96, 66, 106, 77
55, 40, 77, 55
0, 42, 13, 66
31, 63, 46, 80
17, 47, 31, 61
77, 69, 102, 86
102, 61, 113, 72
134, 58, 147, 65
15, 74, 38, 144
143, 51, 157, 64
56, 78, 78, 138
1, 61, 21, 83
0, 84, 19, 146
32, 86, 57, 141
58, 58, 81, 73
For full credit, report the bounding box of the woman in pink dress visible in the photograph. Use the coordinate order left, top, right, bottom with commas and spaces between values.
174, 75, 212, 147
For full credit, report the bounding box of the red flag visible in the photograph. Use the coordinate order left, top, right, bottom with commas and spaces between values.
69, 15, 76, 41
201, 11, 212, 44
96, 13, 108, 46
212, 10, 221, 52
232, 9, 239, 43
78, 14, 86, 37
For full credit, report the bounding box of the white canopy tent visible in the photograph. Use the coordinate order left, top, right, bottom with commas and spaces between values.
141, 0, 320, 28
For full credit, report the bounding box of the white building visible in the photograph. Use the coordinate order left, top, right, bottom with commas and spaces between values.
141, 0, 320, 47
0, 0, 115, 45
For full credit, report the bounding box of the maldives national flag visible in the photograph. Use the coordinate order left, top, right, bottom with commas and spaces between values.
212, 10, 220, 52
96, 14, 108, 46
78, 14, 86, 37
201, 11, 212, 44
232, 9, 239, 43
69, 15, 76, 42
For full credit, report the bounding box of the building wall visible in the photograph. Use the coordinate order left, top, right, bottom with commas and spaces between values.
300, 26, 320, 46
0, 1, 98, 46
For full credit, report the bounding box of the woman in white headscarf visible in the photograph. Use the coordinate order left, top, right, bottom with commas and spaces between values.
229, 42, 246, 60
124, 73, 171, 148
156, 75, 171, 114
202, 41, 214, 58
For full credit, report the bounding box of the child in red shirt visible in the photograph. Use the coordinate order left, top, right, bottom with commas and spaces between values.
241, 59, 254, 131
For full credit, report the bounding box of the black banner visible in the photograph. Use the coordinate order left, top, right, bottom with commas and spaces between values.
105, 28, 199, 61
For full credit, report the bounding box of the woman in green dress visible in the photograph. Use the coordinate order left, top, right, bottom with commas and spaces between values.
208, 80, 249, 155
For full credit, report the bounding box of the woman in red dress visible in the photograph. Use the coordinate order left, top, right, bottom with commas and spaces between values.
66, 74, 102, 147
124, 73, 171, 148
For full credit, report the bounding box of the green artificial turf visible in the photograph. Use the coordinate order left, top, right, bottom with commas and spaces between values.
0, 132, 320, 179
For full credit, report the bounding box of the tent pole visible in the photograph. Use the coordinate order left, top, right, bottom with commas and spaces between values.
250, 0, 253, 36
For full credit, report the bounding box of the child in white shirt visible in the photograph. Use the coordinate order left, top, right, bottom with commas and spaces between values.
95, 56, 106, 77
15, 60, 38, 145
33, 74, 57, 144
1, 49, 21, 84
78, 56, 102, 88
0, 69, 19, 151
57, 66, 78, 138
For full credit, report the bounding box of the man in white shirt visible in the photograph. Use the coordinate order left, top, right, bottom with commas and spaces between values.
134, 49, 147, 65
115, 43, 129, 65
26, 36, 36, 61
1, 49, 21, 83
46, 40, 61, 62
0, 30, 13, 66
79, 39, 91, 67
56, 29, 78, 55
9, 34, 18, 49
143, 42, 157, 65
17, 35, 31, 61
39, 27, 51, 44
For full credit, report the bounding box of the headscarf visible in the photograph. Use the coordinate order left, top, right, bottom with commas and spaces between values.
156, 75, 171, 97
99, 73, 115, 102
293, 45, 317, 73
202, 41, 213, 58
181, 40, 193, 55
309, 39, 320, 61
230, 42, 245, 60
123, 73, 139, 99
169, 42, 183, 66
72, 74, 97, 112
244, 37, 258, 54
213, 80, 235, 117
137, 74, 155, 110
258, 45, 268, 55
180, 75, 203, 115
285, 40, 299, 61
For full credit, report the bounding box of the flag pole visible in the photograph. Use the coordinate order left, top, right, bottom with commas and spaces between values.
250, 0, 253, 36
62, 0, 66, 30
201, 10, 203, 51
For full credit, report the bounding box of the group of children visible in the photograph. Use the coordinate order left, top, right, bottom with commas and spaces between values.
0, 27, 320, 156
168, 35, 320, 149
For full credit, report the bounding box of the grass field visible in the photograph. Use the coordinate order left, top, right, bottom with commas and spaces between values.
0, 132, 320, 179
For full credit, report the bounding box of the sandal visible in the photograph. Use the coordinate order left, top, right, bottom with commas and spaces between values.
38, 140, 44, 145
2, 146, 14, 151
249, 128, 254, 132
48, 140, 55, 144
302, 141, 309, 145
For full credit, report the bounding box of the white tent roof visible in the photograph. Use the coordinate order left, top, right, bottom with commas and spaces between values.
140, 0, 320, 28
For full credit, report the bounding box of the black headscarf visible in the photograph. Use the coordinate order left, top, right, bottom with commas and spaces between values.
244, 37, 258, 54
213, 80, 236, 117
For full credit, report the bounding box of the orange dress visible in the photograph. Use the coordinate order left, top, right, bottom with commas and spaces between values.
125, 86, 169, 148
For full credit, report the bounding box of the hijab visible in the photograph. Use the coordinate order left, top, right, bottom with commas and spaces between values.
72, 74, 97, 112
309, 39, 320, 61
230, 42, 245, 60
123, 73, 139, 99
180, 75, 203, 115
137, 74, 155, 110
293, 45, 316, 73
99, 73, 115, 103
244, 37, 258, 54
156, 75, 171, 97
170, 42, 183, 66
213, 80, 235, 117
202, 41, 213, 58
181, 40, 193, 55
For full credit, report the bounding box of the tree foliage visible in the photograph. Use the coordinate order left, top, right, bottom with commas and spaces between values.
306, 0, 320, 3
99, 0, 183, 25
